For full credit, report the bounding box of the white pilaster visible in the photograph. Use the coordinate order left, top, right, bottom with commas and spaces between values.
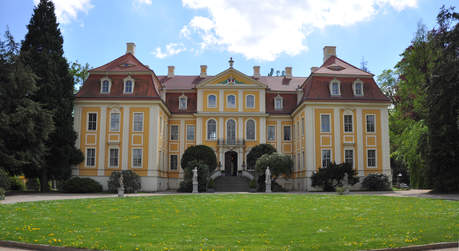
260, 89, 266, 113
305, 106, 314, 172
148, 106, 158, 176
260, 117, 266, 143
334, 107, 341, 163
97, 106, 107, 176
276, 120, 282, 152
197, 89, 203, 112
196, 118, 202, 144
219, 90, 224, 112
238, 90, 243, 112
122, 106, 130, 170
219, 117, 224, 140
238, 117, 243, 140
356, 107, 364, 176
381, 107, 391, 178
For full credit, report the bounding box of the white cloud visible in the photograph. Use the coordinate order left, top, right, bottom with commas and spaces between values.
152, 43, 187, 59
34, 0, 93, 24
179, 0, 418, 61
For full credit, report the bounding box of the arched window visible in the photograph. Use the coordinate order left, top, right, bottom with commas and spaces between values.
227, 119, 236, 144
123, 76, 135, 94
179, 94, 187, 110
329, 79, 341, 96
246, 95, 255, 108
208, 95, 216, 108
246, 119, 255, 140
100, 78, 111, 94
227, 95, 236, 108
274, 95, 283, 110
207, 119, 217, 140
353, 80, 364, 96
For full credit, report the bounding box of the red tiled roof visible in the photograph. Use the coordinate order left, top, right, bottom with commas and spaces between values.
256, 76, 306, 91
313, 56, 373, 77
158, 76, 213, 90
76, 74, 160, 99
90, 53, 153, 73
266, 93, 297, 114
166, 92, 197, 114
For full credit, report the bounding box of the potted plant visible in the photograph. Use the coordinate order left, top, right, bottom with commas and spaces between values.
249, 179, 257, 193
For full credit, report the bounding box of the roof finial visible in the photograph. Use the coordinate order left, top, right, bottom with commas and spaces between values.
229, 57, 234, 68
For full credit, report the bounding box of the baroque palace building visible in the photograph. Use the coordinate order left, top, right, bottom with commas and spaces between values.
73, 43, 391, 191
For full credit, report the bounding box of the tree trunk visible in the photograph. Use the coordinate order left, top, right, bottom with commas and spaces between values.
40, 169, 49, 192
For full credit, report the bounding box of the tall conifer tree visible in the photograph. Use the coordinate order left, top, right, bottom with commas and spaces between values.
20, 0, 82, 191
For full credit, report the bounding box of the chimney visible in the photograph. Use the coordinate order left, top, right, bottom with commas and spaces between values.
323, 46, 336, 63
200, 65, 207, 78
311, 67, 318, 73
168, 66, 175, 78
253, 66, 260, 78
285, 66, 292, 79
126, 42, 136, 55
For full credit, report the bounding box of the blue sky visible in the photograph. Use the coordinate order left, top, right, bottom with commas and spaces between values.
0, 0, 457, 78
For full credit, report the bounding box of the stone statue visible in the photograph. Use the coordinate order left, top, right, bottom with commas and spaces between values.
265, 166, 272, 193
192, 167, 198, 193
117, 174, 125, 198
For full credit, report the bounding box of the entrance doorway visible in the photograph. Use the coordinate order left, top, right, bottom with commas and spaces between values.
224, 151, 238, 176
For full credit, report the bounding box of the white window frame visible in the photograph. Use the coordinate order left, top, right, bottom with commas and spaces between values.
267, 125, 276, 141
343, 114, 353, 133
179, 94, 188, 110
100, 77, 111, 94
321, 149, 332, 168
170, 125, 179, 141
227, 95, 236, 108
274, 95, 283, 110
366, 114, 376, 133
132, 148, 143, 168
132, 112, 144, 132
283, 125, 291, 141
344, 148, 354, 168
85, 148, 96, 167
206, 119, 217, 141
87, 112, 97, 131
208, 94, 217, 108
329, 78, 341, 96
353, 79, 364, 96
320, 114, 331, 133
110, 111, 121, 132
186, 125, 195, 141
246, 119, 256, 141
123, 76, 135, 94
246, 94, 255, 109
367, 149, 377, 168
108, 147, 119, 168
170, 154, 178, 170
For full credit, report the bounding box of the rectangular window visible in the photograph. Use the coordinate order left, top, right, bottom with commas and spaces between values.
132, 149, 142, 168
170, 155, 178, 170
110, 113, 120, 132
345, 149, 354, 167
109, 148, 119, 167
208, 95, 217, 108
283, 126, 291, 141
331, 82, 340, 95
87, 113, 97, 131
267, 126, 276, 141
275, 97, 283, 110
366, 114, 376, 133
321, 149, 331, 168
133, 113, 143, 132
186, 125, 195, 141
367, 149, 376, 168
170, 125, 179, 140
344, 115, 353, 133
179, 97, 187, 110
320, 114, 330, 132
227, 95, 236, 108
86, 148, 96, 167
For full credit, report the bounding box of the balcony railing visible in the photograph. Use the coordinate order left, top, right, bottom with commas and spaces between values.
217, 138, 245, 146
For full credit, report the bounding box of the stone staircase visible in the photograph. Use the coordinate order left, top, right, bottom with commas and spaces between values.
214, 176, 250, 192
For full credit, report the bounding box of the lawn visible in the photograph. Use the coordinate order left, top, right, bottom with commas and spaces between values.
0, 194, 458, 251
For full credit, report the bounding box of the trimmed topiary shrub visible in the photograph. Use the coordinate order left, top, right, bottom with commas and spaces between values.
26, 178, 40, 191
62, 177, 102, 193
108, 170, 141, 193
247, 144, 277, 170
0, 168, 10, 190
311, 162, 360, 191
362, 174, 391, 191
181, 145, 217, 172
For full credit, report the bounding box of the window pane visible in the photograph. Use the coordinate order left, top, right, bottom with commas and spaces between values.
179, 97, 187, 110
246, 120, 255, 140
208, 95, 216, 107
133, 113, 143, 132
320, 114, 330, 132
110, 148, 119, 167
207, 120, 216, 140
268, 126, 275, 141
125, 80, 133, 93
227, 95, 236, 107
275, 97, 283, 110
227, 119, 236, 143
133, 149, 142, 167
170, 155, 178, 170
88, 113, 97, 130
170, 125, 179, 140
344, 115, 353, 132
366, 115, 375, 132
345, 149, 353, 166
332, 82, 339, 95
368, 150, 376, 167
355, 83, 362, 95
110, 113, 120, 131
321, 150, 331, 168
86, 148, 95, 166
186, 125, 195, 140
246, 95, 254, 108
283, 126, 291, 140
102, 80, 109, 93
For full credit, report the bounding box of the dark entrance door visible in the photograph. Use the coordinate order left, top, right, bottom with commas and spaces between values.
224, 151, 238, 176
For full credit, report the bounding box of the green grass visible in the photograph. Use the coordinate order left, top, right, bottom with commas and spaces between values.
0, 194, 458, 250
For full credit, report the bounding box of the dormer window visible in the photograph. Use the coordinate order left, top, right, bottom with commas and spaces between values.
329, 79, 341, 96
100, 78, 111, 94
123, 76, 135, 94
353, 80, 364, 96
274, 94, 283, 110
179, 94, 187, 110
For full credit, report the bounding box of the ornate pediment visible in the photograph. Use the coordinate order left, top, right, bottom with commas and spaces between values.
197, 68, 266, 89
